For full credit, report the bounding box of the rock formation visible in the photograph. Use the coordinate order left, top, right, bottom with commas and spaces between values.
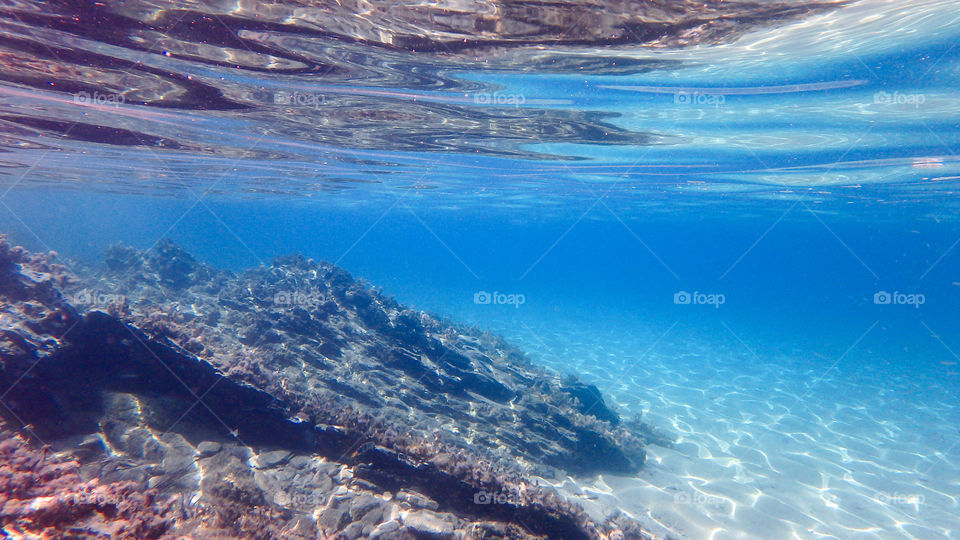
0, 235, 670, 539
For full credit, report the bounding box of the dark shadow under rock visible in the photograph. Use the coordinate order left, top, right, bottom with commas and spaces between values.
562, 380, 621, 426
72, 239, 672, 477
0, 235, 668, 539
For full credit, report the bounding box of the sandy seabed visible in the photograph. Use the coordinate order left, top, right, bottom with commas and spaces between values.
500, 319, 959, 539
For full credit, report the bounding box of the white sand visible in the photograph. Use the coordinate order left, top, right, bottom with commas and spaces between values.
504, 319, 960, 539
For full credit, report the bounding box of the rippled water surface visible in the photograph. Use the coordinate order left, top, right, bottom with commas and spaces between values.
0, 0, 958, 210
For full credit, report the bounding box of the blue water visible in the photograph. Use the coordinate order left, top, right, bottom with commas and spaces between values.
2, 0, 960, 537
5, 190, 957, 359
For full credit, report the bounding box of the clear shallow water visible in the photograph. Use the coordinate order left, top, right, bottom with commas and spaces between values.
2, 0, 960, 538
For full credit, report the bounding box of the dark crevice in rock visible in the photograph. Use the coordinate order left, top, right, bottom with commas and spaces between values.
0, 235, 668, 538
351, 444, 591, 540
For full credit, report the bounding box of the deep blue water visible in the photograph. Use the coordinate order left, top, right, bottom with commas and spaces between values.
4, 189, 957, 375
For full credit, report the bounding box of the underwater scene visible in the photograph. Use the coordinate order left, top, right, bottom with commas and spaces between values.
1, 0, 959, 538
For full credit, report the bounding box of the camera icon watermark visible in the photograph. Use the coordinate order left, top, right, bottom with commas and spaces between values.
273, 91, 326, 108
674, 91, 725, 108
673, 290, 725, 309
473, 490, 521, 505
473, 290, 526, 308
873, 91, 925, 108
873, 290, 925, 308
273, 291, 322, 308
474, 92, 526, 107
73, 91, 125, 107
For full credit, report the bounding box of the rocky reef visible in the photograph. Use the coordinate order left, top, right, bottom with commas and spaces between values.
12, 0, 849, 57
0, 235, 671, 538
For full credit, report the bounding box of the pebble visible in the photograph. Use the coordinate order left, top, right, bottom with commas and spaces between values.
313, 460, 339, 477
340, 521, 365, 540
196, 441, 221, 457
349, 478, 379, 492
370, 519, 401, 538
349, 493, 382, 521
287, 455, 313, 469
402, 510, 455, 536
73, 434, 107, 460
394, 489, 439, 510
256, 450, 292, 468
318, 497, 351, 532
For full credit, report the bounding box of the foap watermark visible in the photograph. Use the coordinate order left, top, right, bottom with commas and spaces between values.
73, 91, 125, 107
473, 489, 521, 505
473, 290, 525, 308
873, 91, 925, 108
674, 290, 725, 309
72, 289, 126, 307
474, 92, 526, 107
875, 492, 924, 506
873, 290, 925, 309
674, 91, 725, 108
273, 291, 323, 308
70, 491, 124, 506
674, 492, 727, 509
273, 491, 324, 507
274, 91, 326, 108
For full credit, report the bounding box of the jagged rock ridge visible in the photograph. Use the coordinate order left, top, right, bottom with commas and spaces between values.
0, 236, 671, 538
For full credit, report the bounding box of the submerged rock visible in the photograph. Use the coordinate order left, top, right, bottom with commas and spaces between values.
562, 380, 622, 426
0, 235, 667, 539
80, 239, 666, 476
90, 0, 848, 54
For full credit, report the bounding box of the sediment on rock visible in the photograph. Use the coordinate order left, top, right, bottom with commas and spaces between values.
83, 0, 849, 54
0, 235, 666, 539
77, 240, 669, 477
